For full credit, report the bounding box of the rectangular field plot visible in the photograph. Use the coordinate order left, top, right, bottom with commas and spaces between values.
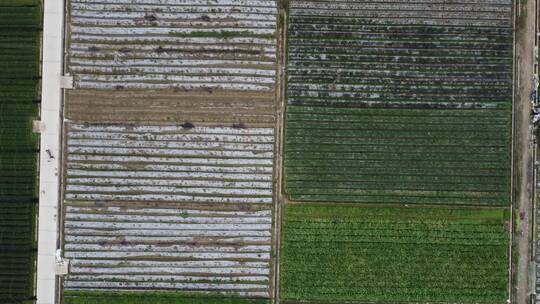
280, 204, 510, 304
283, 0, 513, 205
68, 0, 277, 91
64, 124, 274, 204
0, 0, 41, 301
63, 204, 272, 296
65, 0, 278, 125
62, 124, 275, 298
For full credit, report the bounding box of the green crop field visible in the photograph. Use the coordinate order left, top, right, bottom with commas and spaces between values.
280, 204, 510, 303
63, 291, 270, 304
283, 0, 514, 206
0, 0, 41, 302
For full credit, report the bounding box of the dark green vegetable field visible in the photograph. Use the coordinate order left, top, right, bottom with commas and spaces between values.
0, 0, 41, 302
280, 204, 510, 303
284, 0, 514, 206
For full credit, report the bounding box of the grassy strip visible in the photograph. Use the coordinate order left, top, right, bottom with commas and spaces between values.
63, 291, 270, 304
0, 1, 40, 302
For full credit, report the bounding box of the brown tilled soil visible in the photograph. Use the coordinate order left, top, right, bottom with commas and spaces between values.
66, 89, 276, 127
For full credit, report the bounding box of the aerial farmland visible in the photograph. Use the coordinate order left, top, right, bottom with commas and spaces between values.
1, 0, 539, 304
61, 0, 279, 302
284, 0, 513, 205
279, 1, 516, 302
0, 0, 41, 303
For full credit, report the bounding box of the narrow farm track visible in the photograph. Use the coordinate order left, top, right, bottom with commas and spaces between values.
271, 2, 288, 302
513, 0, 536, 302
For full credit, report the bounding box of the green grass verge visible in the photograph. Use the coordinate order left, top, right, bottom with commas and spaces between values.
63, 291, 270, 304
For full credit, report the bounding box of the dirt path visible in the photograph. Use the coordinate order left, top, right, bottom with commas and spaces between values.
513, 0, 536, 303
272, 1, 288, 303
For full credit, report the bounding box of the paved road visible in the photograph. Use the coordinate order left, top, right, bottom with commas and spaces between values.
37, 0, 66, 303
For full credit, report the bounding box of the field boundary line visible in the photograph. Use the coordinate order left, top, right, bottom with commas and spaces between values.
512, 0, 518, 212
530, 0, 539, 302
532, 139, 537, 302
510, 0, 517, 301
282, 199, 512, 210
273, 1, 288, 303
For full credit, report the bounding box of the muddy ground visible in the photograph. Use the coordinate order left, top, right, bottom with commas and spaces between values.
66, 89, 276, 127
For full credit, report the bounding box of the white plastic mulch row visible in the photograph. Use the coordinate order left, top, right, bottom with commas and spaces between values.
68, 0, 278, 91
63, 205, 272, 297
62, 124, 275, 297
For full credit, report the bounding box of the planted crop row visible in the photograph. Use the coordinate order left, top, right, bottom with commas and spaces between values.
63, 291, 270, 304
284, 0, 513, 206
280, 204, 510, 303
0, 0, 40, 302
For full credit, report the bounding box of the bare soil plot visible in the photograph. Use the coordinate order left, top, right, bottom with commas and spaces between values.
66, 89, 275, 127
